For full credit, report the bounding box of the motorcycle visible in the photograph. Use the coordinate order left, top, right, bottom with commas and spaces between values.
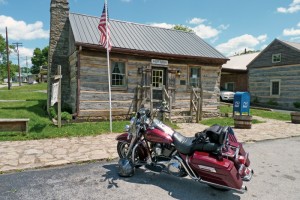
116, 105, 253, 193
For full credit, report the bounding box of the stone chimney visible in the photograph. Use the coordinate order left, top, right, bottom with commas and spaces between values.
47, 0, 71, 112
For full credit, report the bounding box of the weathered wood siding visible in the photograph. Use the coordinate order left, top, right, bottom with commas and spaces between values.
249, 65, 300, 108
248, 39, 300, 109
248, 40, 300, 68
221, 72, 248, 92
77, 50, 222, 118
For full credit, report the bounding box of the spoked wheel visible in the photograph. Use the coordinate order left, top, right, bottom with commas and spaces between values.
117, 141, 142, 168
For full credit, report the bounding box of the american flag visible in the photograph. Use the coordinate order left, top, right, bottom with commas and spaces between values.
98, 3, 112, 51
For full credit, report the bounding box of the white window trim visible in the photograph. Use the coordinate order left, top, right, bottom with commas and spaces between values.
270, 79, 281, 97
272, 53, 281, 63
225, 82, 235, 91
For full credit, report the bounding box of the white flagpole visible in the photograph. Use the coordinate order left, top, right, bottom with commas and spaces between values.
105, 0, 112, 133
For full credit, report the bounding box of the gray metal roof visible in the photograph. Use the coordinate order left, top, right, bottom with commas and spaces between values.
280, 40, 300, 52
69, 13, 227, 60
222, 52, 260, 71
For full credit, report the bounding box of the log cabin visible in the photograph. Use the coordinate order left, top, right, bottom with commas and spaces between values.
48, 0, 228, 122
247, 39, 300, 109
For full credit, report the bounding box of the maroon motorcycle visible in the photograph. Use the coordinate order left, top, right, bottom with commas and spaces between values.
116, 106, 253, 193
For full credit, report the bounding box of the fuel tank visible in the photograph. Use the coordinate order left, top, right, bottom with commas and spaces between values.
188, 151, 243, 190
145, 120, 174, 144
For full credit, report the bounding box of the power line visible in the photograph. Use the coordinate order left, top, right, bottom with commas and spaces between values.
12, 42, 23, 86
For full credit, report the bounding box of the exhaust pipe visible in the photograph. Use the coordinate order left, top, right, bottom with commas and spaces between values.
200, 179, 248, 193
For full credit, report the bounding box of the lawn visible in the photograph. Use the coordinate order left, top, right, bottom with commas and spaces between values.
0, 83, 128, 141
200, 104, 291, 126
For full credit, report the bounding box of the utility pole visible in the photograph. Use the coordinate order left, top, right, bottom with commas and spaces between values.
5, 27, 11, 90
26, 56, 28, 82
12, 42, 23, 86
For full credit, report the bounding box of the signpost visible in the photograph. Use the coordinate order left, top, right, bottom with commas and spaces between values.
51, 65, 62, 128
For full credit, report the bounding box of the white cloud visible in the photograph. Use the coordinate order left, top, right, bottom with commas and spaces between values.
150, 22, 175, 29
277, 0, 300, 13
0, 15, 49, 41
10, 47, 33, 67
192, 24, 219, 39
216, 34, 268, 56
283, 27, 300, 36
297, 22, 300, 27
188, 18, 206, 25
0, 0, 7, 5
121, 0, 131, 2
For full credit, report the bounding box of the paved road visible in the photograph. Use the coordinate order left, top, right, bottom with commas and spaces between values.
0, 137, 300, 200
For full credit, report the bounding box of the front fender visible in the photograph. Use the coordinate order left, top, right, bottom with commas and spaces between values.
116, 132, 131, 143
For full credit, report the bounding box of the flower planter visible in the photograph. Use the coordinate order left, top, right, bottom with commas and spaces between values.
291, 112, 300, 124
234, 115, 252, 129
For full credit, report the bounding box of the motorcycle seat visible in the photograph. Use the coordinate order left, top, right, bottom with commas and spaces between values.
172, 132, 221, 155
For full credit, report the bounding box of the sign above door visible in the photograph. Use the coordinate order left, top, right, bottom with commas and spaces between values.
151, 59, 168, 66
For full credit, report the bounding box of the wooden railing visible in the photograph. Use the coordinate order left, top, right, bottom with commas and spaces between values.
190, 87, 202, 122
136, 85, 172, 122
162, 85, 172, 122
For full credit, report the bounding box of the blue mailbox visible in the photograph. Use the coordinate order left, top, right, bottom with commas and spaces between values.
233, 92, 250, 115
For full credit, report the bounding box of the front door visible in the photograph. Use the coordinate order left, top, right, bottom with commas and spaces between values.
152, 68, 166, 107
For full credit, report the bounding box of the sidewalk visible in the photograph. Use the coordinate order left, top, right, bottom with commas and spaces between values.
1, 117, 300, 173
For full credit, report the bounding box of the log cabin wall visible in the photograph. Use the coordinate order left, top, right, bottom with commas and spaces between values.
76, 49, 222, 119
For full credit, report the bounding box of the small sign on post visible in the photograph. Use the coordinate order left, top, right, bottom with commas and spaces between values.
51, 65, 62, 128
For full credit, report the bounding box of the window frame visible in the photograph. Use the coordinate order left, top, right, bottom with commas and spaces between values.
188, 66, 201, 89
111, 60, 127, 90
225, 82, 235, 92
270, 79, 281, 97
272, 53, 281, 63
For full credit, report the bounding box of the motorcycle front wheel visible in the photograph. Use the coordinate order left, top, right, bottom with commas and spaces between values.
117, 141, 142, 168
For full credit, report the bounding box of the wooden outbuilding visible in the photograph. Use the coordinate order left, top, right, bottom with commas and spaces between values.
48, 0, 228, 121
247, 39, 300, 109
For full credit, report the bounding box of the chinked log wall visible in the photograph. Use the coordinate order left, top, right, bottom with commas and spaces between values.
77, 50, 221, 119
249, 64, 300, 108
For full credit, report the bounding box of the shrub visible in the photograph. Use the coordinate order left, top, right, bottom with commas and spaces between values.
61, 112, 72, 121
267, 99, 278, 106
293, 102, 300, 109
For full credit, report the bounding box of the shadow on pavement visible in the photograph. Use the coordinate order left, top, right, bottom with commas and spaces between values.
101, 163, 241, 200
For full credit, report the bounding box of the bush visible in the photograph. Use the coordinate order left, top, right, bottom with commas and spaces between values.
61, 112, 72, 121
267, 99, 278, 106
293, 102, 300, 109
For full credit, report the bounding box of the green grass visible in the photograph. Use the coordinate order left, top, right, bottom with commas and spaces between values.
200, 105, 290, 126
201, 117, 264, 127
220, 105, 290, 121
0, 83, 130, 141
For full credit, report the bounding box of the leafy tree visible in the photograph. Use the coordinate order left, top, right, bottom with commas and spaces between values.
0, 34, 17, 82
31, 46, 48, 74
172, 24, 194, 33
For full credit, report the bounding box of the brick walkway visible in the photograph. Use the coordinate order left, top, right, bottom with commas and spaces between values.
1, 117, 299, 173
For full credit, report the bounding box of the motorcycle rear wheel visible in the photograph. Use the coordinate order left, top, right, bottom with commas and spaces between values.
117, 141, 142, 168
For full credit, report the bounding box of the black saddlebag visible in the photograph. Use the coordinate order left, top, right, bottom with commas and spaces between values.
195, 125, 227, 145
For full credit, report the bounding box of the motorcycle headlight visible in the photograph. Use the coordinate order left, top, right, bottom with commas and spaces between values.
124, 125, 130, 132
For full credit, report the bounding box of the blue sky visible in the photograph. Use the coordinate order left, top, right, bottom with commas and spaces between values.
0, 0, 300, 67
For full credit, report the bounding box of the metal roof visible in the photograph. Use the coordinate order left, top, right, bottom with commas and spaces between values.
69, 13, 227, 60
280, 40, 300, 52
222, 52, 260, 71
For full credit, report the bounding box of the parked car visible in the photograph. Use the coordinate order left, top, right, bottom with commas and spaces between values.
220, 87, 235, 101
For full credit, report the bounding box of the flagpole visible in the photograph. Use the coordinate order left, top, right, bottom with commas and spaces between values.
105, 0, 113, 133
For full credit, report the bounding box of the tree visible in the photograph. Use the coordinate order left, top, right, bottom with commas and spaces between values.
172, 24, 194, 33
0, 34, 18, 82
31, 46, 48, 74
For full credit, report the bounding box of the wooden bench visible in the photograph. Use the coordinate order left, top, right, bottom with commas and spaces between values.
0, 119, 30, 133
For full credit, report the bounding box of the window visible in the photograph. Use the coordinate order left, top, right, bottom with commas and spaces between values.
111, 61, 126, 87
189, 67, 201, 87
225, 82, 235, 91
270, 80, 280, 96
272, 53, 281, 63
